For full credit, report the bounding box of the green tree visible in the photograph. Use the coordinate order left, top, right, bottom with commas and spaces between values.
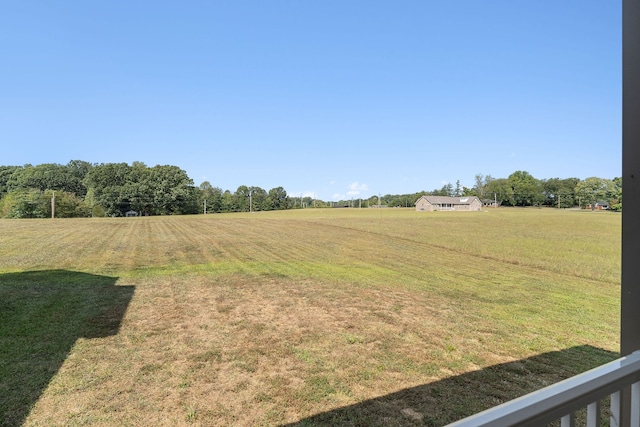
250, 187, 268, 211
53, 191, 90, 218
454, 180, 462, 197
83, 162, 196, 216
83, 163, 132, 216
462, 186, 476, 196
84, 187, 105, 217
122, 162, 152, 215
234, 185, 250, 212
611, 177, 622, 211
267, 187, 288, 210
7, 162, 90, 197
199, 181, 224, 213
147, 165, 197, 215
221, 190, 234, 212
0, 166, 22, 195
445, 183, 454, 197
542, 178, 579, 208
0, 189, 50, 218
64, 160, 92, 196
485, 178, 514, 206
508, 171, 543, 206
473, 174, 493, 200
575, 177, 616, 209
431, 183, 454, 197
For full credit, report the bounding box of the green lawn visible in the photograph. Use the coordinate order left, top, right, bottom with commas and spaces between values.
0, 208, 621, 426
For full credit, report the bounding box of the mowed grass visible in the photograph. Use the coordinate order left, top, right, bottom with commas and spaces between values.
0, 208, 621, 426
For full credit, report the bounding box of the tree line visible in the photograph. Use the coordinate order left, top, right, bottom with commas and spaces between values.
0, 162, 622, 218
0, 161, 293, 218
361, 171, 621, 211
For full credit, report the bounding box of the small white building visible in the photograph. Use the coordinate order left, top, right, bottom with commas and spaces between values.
125, 210, 138, 217
415, 196, 482, 212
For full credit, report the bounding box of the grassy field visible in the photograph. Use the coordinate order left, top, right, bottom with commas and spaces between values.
0, 208, 621, 426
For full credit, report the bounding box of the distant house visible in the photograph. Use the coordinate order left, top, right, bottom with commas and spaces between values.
415, 196, 482, 212
586, 201, 610, 210
482, 199, 499, 207
125, 210, 138, 217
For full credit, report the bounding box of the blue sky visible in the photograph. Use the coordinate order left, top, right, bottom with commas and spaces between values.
1, 1, 621, 201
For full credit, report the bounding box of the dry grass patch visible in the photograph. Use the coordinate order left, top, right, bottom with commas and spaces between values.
22, 271, 616, 426
27, 274, 476, 426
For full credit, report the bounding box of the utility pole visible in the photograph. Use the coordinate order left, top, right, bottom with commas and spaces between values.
204, 199, 207, 215
249, 189, 253, 213
378, 194, 381, 208
51, 191, 55, 219
494, 193, 497, 208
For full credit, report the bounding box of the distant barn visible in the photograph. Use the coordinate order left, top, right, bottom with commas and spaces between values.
125, 210, 138, 217
415, 196, 482, 212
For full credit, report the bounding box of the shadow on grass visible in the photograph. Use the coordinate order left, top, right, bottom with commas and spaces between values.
284, 345, 619, 427
0, 270, 134, 427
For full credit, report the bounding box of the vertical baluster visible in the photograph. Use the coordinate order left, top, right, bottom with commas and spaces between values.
561, 412, 576, 427
612, 391, 622, 427
631, 381, 640, 427
587, 400, 601, 427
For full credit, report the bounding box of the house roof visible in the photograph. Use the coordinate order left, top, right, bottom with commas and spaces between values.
415, 195, 480, 205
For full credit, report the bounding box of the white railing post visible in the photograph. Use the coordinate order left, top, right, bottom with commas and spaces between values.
612, 391, 623, 427
561, 413, 575, 427
631, 381, 640, 427
587, 401, 601, 427
609, 391, 623, 427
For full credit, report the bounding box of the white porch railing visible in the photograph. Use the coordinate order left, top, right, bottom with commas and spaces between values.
447, 351, 640, 427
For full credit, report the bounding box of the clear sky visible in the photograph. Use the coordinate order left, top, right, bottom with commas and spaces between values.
1, 1, 621, 201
